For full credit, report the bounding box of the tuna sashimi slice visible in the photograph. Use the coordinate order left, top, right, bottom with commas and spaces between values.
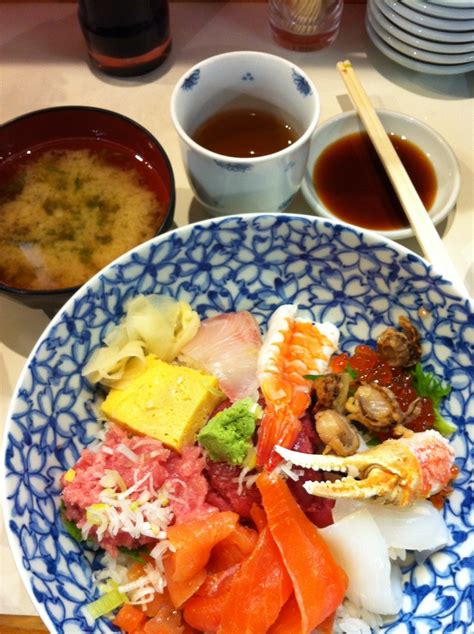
218, 526, 293, 634
257, 472, 348, 633
180, 312, 262, 401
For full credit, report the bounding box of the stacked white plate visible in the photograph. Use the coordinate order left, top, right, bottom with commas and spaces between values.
366, 0, 474, 75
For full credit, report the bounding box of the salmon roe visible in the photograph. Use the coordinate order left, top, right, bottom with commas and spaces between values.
330, 345, 435, 434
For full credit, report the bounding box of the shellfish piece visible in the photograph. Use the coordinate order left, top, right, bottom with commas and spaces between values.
256, 304, 339, 468
315, 409, 360, 457
274, 430, 455, 507
376, 315, 421, 368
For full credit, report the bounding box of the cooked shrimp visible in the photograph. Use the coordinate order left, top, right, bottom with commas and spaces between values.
256, 305, 339, 469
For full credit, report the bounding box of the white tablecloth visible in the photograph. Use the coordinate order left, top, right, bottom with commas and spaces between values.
0, 1, 473, 617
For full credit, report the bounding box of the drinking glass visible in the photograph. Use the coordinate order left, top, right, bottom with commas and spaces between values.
269, 0, 344, 51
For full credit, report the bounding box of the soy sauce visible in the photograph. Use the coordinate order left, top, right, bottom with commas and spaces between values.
78, 0, 171, 76
312, 131, 437, 231
192, 107, 301, 158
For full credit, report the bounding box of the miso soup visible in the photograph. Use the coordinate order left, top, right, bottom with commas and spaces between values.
0, 140, 167, 290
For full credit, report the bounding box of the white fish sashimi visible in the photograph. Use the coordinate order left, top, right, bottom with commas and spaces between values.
321, 508, 403, 615
180, 311, 262, 402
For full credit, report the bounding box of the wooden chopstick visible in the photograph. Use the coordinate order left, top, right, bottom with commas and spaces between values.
336, 60, 467, 296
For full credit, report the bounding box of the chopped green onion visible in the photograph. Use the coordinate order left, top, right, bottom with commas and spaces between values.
86, 586, 128, 620
303, 374, 323, 381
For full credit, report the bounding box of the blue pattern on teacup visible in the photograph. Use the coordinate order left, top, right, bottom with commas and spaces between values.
277, 193, 296, 211
3, 214, 472, 633
241, 72, 254, 81
181, 68, 200, 91
292, 69, 312, 96
214, 160, 253, 172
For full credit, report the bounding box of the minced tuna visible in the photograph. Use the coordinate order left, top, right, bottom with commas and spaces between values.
61, 424, 217, 555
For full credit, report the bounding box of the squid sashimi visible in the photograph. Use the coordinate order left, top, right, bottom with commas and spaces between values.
320, 508, 403, 615
218, 526, 293, 634
333, 499, 450, 554
180, 311, 262, 401
256, 304, 339, 469
257, 471, 348, 632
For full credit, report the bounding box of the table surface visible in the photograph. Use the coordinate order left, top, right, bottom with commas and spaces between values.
0, 0, 473, 626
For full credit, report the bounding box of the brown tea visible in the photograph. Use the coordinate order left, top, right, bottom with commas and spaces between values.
191, 107, 300, 158
312, 131, 437, 231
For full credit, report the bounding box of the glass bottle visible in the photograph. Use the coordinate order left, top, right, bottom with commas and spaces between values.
78, 0, 172, 77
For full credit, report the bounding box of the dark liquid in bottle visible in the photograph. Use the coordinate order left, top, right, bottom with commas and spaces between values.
312, 131, 437, 231
192, 107, 301, 158
78, 0, 171, 77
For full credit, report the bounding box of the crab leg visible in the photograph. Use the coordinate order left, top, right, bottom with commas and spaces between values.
275, 430, 455, 507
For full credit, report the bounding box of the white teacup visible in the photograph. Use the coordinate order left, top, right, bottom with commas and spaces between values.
170, 51, 320, 215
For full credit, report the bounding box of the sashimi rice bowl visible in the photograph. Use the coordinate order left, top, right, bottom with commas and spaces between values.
2, 214, 472, 634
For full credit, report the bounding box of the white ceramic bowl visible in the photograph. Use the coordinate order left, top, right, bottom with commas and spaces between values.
383, 0, 474, 30
2, 214, 472, 633
301, 110, 461, 241
374, 0, 474, 42
368, 0, 474, 53
367, 6, 474, 63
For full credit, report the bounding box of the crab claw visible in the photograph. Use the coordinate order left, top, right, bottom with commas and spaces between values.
275, 430, 455, 507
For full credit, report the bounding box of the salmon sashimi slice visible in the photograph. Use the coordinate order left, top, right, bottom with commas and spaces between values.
166, 511, 239, 583
208, 524, 258, 572
256, 305, 339, 469
249, 503, 267, 532
257, 472, 348, 633
270, 597, 335, 634
268, 595, 302, 634
183, 568, 236, 632
180, 311, 262, 401
218, 526, 293, 634
163, 554, 207, 608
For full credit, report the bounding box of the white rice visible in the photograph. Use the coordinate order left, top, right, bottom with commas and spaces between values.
333, 600, 385, 633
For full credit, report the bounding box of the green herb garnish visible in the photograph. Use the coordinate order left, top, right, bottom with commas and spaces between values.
303, 374, 323, 381
411, 363, 455, 436
117, 546, 148, 563
345, 363, 357, 380
366, 437, 381, 447
60, 503, 83, 542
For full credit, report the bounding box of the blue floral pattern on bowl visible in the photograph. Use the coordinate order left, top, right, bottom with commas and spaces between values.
2, 214, 472, 633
